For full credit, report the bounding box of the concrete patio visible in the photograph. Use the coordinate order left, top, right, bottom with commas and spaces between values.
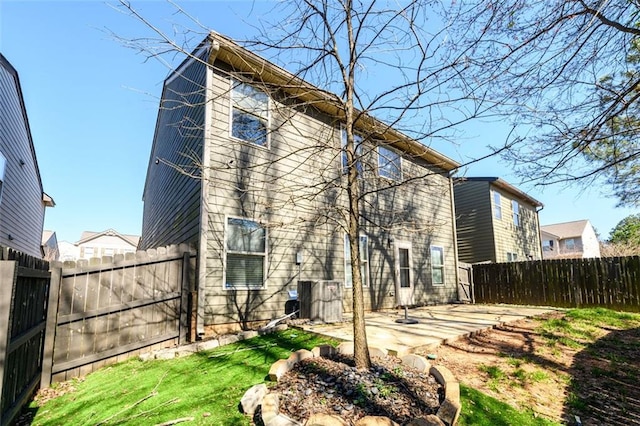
299, 304, 557, 356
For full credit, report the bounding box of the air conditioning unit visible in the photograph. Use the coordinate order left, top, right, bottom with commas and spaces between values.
297, 280, 343, 323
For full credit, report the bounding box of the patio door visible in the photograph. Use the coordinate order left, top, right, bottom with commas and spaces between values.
394, 241, 414, 306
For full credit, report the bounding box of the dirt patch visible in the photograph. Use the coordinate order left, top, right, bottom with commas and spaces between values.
414, 311, 640, 425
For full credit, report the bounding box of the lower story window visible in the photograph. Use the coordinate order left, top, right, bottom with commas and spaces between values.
430, 246, 444, 286
225, 217, 267, 289
507, 252, 518, 262
344, 234, 369, 288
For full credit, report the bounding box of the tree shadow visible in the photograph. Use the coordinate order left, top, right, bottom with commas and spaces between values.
564, 326, 640, 425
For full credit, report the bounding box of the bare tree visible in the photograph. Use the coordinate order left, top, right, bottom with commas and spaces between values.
114, 0, 503, 370
448, 1, 640, 206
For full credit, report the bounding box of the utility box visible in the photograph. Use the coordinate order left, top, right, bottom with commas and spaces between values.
298, 280, 343, 323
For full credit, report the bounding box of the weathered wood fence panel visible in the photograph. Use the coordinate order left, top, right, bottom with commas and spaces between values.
0, 248, 50, 426
41, 245, 196, 385
473, 256, 640, 312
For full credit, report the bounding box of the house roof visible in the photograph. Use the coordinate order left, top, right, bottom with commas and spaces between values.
456, 177, 544, 207
165, 31, 461, 173
41, 230, 56, 245
76, 229, 140, 247
540, 220, 591, 239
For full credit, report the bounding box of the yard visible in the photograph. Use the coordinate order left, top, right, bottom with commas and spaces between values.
20, 308, 640, 425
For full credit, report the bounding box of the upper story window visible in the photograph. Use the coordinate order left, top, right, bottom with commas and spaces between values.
341, 128, 363, 175
542, 240, 554, 251
565, 238, 576, 251
225, 217, 267, 289
512, 200, 520, 226
378, 146, 402, 181
0, 153, 5, 204
492, 191, 502, 220
231, 81, 270, 147
344, 234, 369, 288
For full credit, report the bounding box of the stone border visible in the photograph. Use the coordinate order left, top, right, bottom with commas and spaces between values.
242, 342, 461, 426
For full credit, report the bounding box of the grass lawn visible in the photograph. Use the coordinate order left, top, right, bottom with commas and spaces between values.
31, 308, 635, 425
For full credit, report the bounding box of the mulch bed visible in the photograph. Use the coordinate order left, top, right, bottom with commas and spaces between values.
270, 353, 443, 424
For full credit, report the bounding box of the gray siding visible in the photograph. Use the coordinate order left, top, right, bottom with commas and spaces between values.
200, 67, 458, 326
0, 55, 46, 257
454, 181, 495, 263
139, 51, 207, 250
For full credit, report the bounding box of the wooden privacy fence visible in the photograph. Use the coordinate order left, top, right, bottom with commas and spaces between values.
0, 248, 50, 426
41, 244, 197, 385
473, 256, 640, 311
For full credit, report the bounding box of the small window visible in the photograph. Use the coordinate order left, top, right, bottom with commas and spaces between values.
512, 200, 520, 226
344, 234, 369, 288
493, 191, 502, 220
565, 238, 576, 251
378, 146, 402, 181
225, 217, 267, 289
0, 153, 5, 204
542, 240, 554, 251
341, 128, 363, 175
84, 247, 94, 258
231, 81, 270, 147
507, 252, 518, 262
430, 246, 445, 286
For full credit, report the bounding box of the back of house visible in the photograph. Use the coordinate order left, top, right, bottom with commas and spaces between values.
140, 32, 462, 334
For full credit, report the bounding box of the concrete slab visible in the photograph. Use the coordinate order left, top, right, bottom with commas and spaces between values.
299, 304, 557, 355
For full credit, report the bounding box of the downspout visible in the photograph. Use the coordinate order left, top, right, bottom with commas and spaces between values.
535, 205, 544, 260
196, 39, 220, 337
448, 170, 461, 303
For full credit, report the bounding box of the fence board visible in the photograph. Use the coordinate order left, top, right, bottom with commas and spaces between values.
473, 256, 640, 312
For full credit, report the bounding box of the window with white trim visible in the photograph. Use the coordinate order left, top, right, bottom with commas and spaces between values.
493, 190, 502, 220
430, 246, 445, 286
512, 200, 520, 226
341, 128, 363, 175
542, 240, 554, 251
83, 247, 94, 258
507, 252, 518, 262
231, 81, 270, 147
344, 234, 369, 288
0, 153, 5, 204
225, 217, 267, 289
378, 146, 402, 181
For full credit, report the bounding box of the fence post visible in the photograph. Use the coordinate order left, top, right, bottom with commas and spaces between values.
40, 267, 62, 389
179, 252, 190, 345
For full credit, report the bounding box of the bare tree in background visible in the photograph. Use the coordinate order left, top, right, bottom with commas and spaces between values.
115, 0, 506, 370
449, 1, 640, 206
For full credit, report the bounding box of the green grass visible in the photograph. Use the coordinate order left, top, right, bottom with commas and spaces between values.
31, 329, 337, 426
458, 385, 560, 426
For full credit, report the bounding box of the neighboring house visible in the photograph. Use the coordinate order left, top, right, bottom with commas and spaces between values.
454, 177, 544, 264
75, 229, 140, 260
140, 32, 461, 333
58, 240, 80, 261
0, 53, 54, 257
540, 220, 600, 259
41, 230, 59, 261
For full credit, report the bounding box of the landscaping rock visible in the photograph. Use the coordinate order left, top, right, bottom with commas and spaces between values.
269, 359, 294, 381
265, 413, 302, 426
305, 413, 348, 425
240, 383, 267, 416
311, 345, 336, 357
262, 393, 280, 423
406, 415, 446, 426
401, 354, 430, 372
288, 349, 314, 364
336, 342, 354, 355
354, 416, 399, 426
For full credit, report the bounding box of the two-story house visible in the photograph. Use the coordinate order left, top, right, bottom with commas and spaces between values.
139, 32, 461, 334
540, 220, 600, 259
454, 177, 543, 263
0, 54, 54, 258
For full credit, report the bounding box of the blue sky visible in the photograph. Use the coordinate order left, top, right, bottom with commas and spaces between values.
1, 0, 637, 243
